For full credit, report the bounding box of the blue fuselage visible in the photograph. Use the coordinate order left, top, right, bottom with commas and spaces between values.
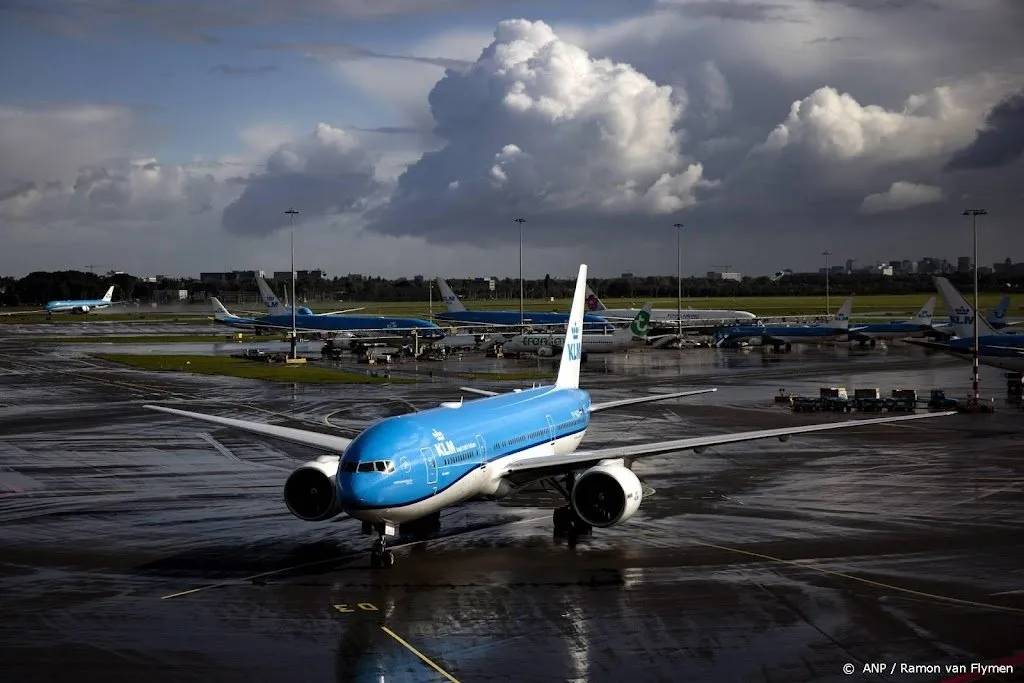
335, 386, 592, 521
847, 321, 933, 340
44, 298, 112, 312
435, 310, 610, 330
219, 312, 443, 337
716, 324, 844, 344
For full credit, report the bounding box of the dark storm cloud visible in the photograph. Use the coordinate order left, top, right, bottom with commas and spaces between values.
665, 1, 796, 22
208, 64, 280, 77
945, 91, 1024, 172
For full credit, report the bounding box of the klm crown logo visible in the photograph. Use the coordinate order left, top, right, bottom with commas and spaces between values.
566, 322, 582, 360
570, 323, 580, 341
835, 313, 849, 321
431, 429, 445, 441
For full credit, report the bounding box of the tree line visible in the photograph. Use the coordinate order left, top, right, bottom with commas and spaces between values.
1, 269, 1021, 307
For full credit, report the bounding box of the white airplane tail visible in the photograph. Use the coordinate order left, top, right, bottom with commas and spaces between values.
584, 285, 608, 312
555, 265, 588, 390
988, 295, 1010, 325
435, 278, 466, 312
615, 303, 652, 341
102, 285, 115, 302
211, 297, 232, 321
256, 275, 288, 315
934, 276, 1000, 338
823, 298, 853, 330
914, 296, 936, 326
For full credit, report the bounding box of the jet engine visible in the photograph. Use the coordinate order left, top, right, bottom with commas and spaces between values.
77, 306, 90, 313
537, 346, 555, 357
570, 463, 643, 527
283, 455, 345, 521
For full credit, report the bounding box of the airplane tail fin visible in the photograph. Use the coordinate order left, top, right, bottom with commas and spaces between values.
934, 276, 1000, 338
102, 286, 115, 302
619, 303, 652, 340
211, 297, 232, 321
555, 264, 588, 390
585, 285, 608, 312
988, 295, 1010, 325
256, 275, 288, 315
435, 278, 466, 312
824, 298, 853, 329
914, 296, 936, 326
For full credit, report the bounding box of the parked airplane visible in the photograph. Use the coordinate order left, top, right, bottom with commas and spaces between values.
434, 278, 610, 329
584, 287, 755, 324
147, 265, 955, 568
502, 303, 654, 359
906, 278, 1024, 372
714, 299, 853, 351
255, 275, 363, 317
1, 285, 119, 316
847, 297, 935, 347
210, 297, 444, 338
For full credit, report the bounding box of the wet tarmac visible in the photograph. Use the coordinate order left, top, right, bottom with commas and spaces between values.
1, 335, 1023, 682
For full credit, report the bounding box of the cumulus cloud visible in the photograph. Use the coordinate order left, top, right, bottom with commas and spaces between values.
756, 85, 983, 164
221, 123, 382, 237
368, 19, 715, 245
858, 181, 944, 214
945, 90, 1024, 171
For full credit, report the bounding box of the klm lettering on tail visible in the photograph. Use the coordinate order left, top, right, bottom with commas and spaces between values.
566, 323, 582, 361
952, 306, 974, 326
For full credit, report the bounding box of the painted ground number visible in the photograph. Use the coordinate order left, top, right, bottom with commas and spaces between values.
333, 602, 379, 613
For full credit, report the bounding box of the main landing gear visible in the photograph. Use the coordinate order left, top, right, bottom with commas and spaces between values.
548, 472, 592, 540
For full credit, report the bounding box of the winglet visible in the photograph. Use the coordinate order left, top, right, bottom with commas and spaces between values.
555, 264, 588, 389
988, 295, 1010, 324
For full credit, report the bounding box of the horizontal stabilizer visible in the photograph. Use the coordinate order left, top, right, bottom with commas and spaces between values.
589, 388, 716, 413
144, 405, 352, 453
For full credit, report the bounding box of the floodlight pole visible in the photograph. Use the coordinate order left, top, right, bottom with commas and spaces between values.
822, 250, 832, 314
674, 223, 684, 338
515, 217, 526, 329
963, 208, 987, 407
285, 208, 299, 359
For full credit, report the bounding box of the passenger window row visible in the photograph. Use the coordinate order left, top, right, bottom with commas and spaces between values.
443, 449, 478, 466
341, 460, 396, 473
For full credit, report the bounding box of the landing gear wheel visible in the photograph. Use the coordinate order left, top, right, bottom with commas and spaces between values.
785, 343, 792, 352
370, 536, 393, 569
553, 507, 574, 535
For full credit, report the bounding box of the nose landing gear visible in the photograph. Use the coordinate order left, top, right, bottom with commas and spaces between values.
371, 537, 394, 568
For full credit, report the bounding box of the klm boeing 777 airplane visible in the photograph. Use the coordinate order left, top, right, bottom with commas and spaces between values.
714, 299, 853, 351
148, 265, 954, 568
435, 277, 610, 329
846, 297, 936, 347
1, 285, 119, 317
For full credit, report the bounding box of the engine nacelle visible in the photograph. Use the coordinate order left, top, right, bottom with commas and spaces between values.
283, 455, 345, 521
77, 305, 90, 314
537, 346, 555, 357
570, 463, 643, 528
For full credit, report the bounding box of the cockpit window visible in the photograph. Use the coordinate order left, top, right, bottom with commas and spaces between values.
357, 462, 376, 473
374, 461, 387, 472
341, 461, 357, 473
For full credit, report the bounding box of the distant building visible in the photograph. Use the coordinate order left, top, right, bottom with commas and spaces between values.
621, 272, 634, 278
708, 271, 741, 282
273, 270, 327, 281
957, 256, 971, 273
153, 289, 189, 303
845, 259, 855, 274
200, 270, 265, 283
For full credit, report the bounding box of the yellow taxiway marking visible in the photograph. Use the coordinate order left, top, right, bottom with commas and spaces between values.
380, 625, 460, 683
691, 539, 1024, 614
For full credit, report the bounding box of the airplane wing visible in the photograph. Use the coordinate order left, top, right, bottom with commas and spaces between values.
461, 387, 500, 397
319, 307, 366, 315
0, 309, 46, 316
502, 411, 956, 478
590, 388, 716, 413
144, 405, 354, 453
